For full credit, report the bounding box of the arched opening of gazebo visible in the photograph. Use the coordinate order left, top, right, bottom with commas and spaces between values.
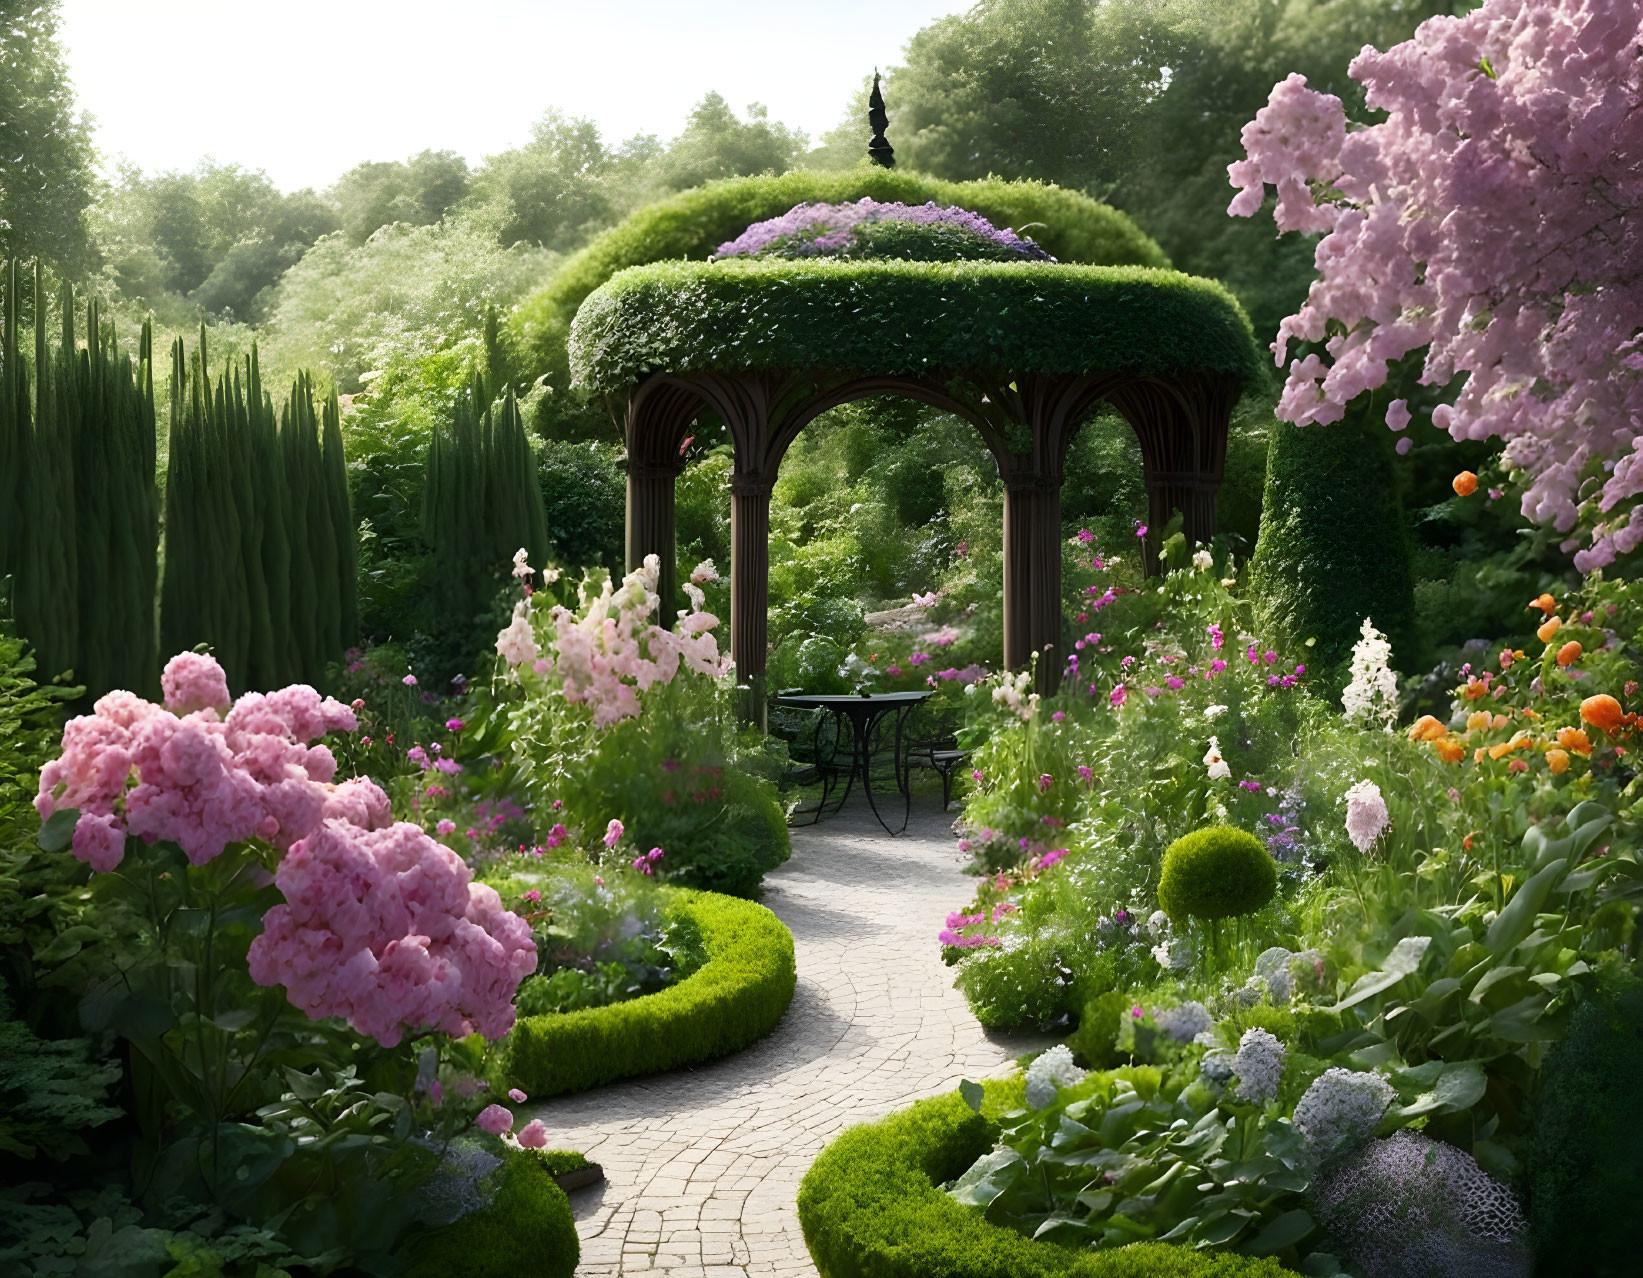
570, 257, 1260, 724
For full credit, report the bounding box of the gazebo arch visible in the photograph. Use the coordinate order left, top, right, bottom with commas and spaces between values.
570, 257, 1260, 721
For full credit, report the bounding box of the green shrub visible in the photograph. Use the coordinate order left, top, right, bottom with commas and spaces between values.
1158, 825, 1276, 924
569, 258, 1262, 401
510, 170, 1169, 438
1527, 982, 1643, 1277
796, 1083, 1296, 1278
407, 1144, 578, 1278
1067, 989, 1126, 1069
506, 890, 795, 1097
1248, 399, 1418, 697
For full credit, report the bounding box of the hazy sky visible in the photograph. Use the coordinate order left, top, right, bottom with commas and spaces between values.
60, 0, 971, 192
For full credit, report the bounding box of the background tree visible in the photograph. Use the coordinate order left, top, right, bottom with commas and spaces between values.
329, 150, 472, 245
0, 1, 97, 275
465, 111, 619, 250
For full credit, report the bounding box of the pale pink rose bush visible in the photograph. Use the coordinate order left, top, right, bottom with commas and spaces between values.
1228, 0, 1643, 568
35, 650, 537, 1049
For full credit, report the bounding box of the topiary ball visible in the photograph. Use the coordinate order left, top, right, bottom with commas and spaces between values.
1157, 825, 1277, 923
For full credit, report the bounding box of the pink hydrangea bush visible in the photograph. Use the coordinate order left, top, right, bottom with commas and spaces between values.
1227, 0, 1643, 568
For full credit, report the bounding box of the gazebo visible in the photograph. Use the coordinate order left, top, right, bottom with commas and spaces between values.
568, 254, 1262, 722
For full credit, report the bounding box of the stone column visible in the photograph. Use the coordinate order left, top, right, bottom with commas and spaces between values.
625, 460, 683, 625
730, 474, 772, 731
1002, 472, 1064, 695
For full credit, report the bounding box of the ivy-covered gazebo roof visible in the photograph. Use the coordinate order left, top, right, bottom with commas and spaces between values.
568, 258, 1263, 397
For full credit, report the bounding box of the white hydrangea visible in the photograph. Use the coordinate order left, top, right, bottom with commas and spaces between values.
1341, 617, 1401, 730
1344, 779, 1391, 853
1202, 736, 1231, 781
1204, 704, 1228, 720
1293, 1068, 1396, 1164
1151, 935, 1195, 972
1146, 909, 1171, 938
1230, 1027, 1285, 1105
1153, 1001, 1213, 1043
1254, 946, 1295, 1004
1023, 1044, 1085, 1109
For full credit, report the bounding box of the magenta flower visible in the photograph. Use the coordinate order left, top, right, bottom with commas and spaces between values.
435, 819, 456, 836
402, 674, 418, 687
1240, 781, 1263, 792
972, 769, 984, 784
1051, 710, 1065, 722
519, 889, 541, 905
475, 1104, 513, 1135
1110, 683, 1127, 707
1077, 765, 1093, 784
1165, 677, 1185, 691
508, 1087, 528, 1103
446, 718, 465, 732
1134, 521, 1148, 539
603, 818, 623, 849
1077, 528, 1095, 543
1038, 773, 1053, 792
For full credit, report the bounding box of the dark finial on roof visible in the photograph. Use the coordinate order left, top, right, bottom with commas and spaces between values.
868, 69, 894, 169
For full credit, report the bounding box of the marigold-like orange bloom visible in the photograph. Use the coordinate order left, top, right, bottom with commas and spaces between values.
1492, 713, 1510, 730
1463, 679, 1490, 701
1537, 616, 1562, 644
1474, 747, 1488, 764
1529, 593, 1556, 616
1546, 748, 1570, 775
1465, 710, 1493, 733
1434, 737, 1466, 763
1463, 831, 1477, 850
1453, 471, 1479, 496
1581, 694, 1625, 733
1557, 726, 1593, 756
1556, 641, 1583, 667
1408, 714, 1446, 742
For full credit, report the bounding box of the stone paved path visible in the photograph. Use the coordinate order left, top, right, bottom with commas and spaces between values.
531, 798, 1049, 1278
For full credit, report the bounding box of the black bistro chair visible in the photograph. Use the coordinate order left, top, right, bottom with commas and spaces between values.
901, 702, 971, 810
769, 690, 849, 824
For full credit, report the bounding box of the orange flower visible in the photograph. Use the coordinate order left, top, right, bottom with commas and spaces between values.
1463, 831, 1477, 850
1408, 714, 1447, 742
1508, 758, 1528, 773
1466, 710, 1493, 733
1581, 694, 1625, 733
1474, 747, 1488, 764
1463, 679, 1490, 701
1488, 733, 1532, 760
1546, 748, 1570, 775
1557, 726, 1593, 756
1492, 713, 1510, 730
1537, 616, 1562, 644
1529, 593, 1556, 616
1556, 640, 1583, 667
1453, 470, 1479, 496
1434, 737, 1465, 763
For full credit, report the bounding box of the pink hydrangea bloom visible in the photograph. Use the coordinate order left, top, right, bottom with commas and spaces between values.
161, 652, 231, 715
508, 1087, 528, 1103
474, 1104, 513, 1135
515, 1118, 548, 1148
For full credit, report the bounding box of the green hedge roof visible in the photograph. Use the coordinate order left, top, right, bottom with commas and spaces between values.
569, 258, 1263, 398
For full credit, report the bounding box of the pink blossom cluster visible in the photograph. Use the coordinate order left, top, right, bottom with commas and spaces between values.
1228, 0, 1643, 567
35, 652, 367, 871
248, 819, 537, 1047
499, 556, 731, 727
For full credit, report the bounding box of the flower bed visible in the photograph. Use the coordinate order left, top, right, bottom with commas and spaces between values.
505, 889, 796, 1097
796, 1079, 1294, 1278
406, 1143, 579, 1278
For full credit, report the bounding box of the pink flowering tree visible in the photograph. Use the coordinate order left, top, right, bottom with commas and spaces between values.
33, 651, 537, 1230
1228, 0, 1643, 568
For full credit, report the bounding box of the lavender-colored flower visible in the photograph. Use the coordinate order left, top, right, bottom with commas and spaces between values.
713, 198, 1055, 262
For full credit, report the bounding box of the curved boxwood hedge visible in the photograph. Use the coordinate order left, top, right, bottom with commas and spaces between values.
506, 889, 796, 1097
507, 171, 1170, 438
797, 1082, 1297, 1278
569, 259, 1263, 400
408, 1143, 579, 1278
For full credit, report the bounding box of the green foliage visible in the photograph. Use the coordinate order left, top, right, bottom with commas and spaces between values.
1157, 826, 1277, 923
161, 333, 357, 690
331, 149, 473, 246
511, 169, 1169, 439
569, 258, 1262, 401
1527, 981, 1643, 1277
537, 438, 625, 575
421, 355, 551, 676
0, 989, 122, 1160
1067, 990, 1127, 1069
1, 263, 160, 696
403, 1144, 580, 1278
0, 3, 96, 274
1248, 400, 1419, 696
796, 1083, 1295, 1278
506, 890, 796, 1098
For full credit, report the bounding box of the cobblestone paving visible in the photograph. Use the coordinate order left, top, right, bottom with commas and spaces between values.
532, 799, 1050, 1277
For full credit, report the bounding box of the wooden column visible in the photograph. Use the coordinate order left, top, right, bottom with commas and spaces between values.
1001, 472, 1064, 695
625, 460, 683, 623
730, 474, 772, 731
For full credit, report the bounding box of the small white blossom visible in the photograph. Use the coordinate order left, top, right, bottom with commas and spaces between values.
1152, 935, 1195, 972
1023, 1044, 1085, 1109
689, 559, 720, 585
1344, 779, 1391, 853
495, 600, 540, 668
511, 547, 534, 582
1146, 909, 1171, 938
1230, 1028, 1285, 1105
1203, 736, 1231, 781
1192, 547, 1214, 571
1204, 704, 1228, 720
1292, 1068, 1395, 1163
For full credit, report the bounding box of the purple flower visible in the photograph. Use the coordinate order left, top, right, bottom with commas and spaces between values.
713, 197, 1055, 261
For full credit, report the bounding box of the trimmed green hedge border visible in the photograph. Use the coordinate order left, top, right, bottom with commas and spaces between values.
408, 1144, 579, 1278
569, 258, 1263, 399
506, 889, 796, 1097
507, 171, 1170, 438
796, 1081, 1297, 1278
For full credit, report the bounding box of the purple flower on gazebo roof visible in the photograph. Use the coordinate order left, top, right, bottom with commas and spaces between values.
712, 198, 1056, 263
